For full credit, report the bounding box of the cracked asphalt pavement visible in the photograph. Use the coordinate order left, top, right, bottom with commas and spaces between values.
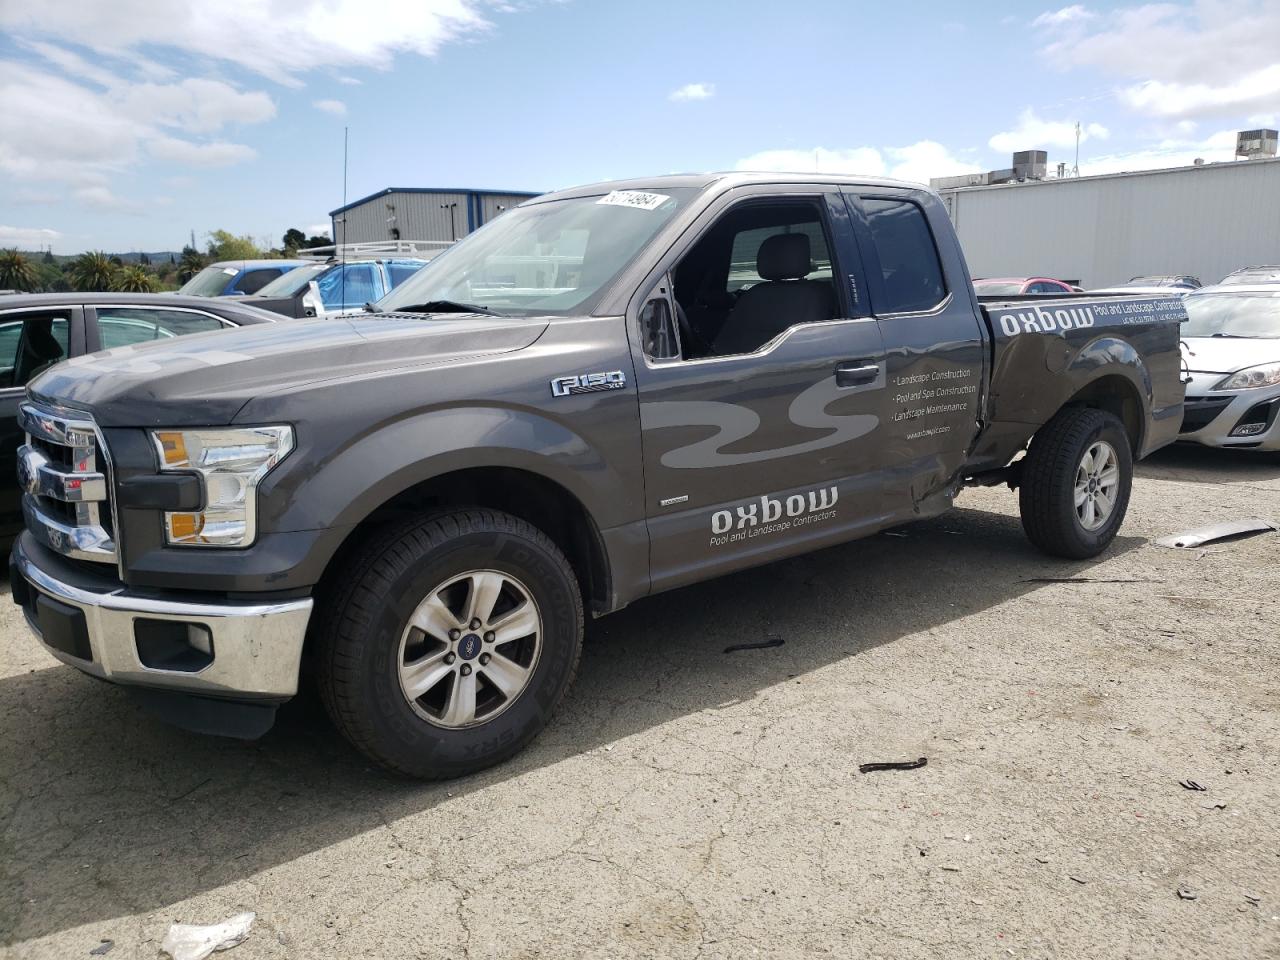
2, 445, 1278, 958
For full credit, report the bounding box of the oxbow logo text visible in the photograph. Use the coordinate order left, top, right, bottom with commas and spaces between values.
997, 303, 1096, 337
710, 486, 839, 545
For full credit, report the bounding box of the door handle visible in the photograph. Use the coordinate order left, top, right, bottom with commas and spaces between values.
835, 359, 880, 388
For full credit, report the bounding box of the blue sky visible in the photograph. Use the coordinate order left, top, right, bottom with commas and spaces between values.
2, 0, 1277, 253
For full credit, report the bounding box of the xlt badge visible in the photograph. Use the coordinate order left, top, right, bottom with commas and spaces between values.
550, 371, 627, 397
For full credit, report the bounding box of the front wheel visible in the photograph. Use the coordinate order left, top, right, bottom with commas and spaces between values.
314, 509, 583, 779
1019, 407, 1133, 559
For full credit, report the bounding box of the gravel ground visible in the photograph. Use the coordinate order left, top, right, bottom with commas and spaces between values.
2, 445, 1278, 959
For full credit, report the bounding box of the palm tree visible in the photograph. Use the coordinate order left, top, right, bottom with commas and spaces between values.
0, 249, 37, 291
71, 251, 117, 291
113, 265, 157, 293
178, 246, 205, 283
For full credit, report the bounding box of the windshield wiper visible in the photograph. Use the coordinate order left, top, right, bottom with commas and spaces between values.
1210, 333, 1248, 338
394, 300, 503, 316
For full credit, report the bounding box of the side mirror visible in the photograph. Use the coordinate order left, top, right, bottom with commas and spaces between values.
301, 280, 326, 318
640, 298, 679, 360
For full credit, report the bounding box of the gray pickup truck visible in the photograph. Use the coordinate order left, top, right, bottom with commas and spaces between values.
10, 174, 1186, 779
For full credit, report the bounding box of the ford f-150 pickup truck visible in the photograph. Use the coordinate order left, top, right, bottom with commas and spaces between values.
10, 174, 1187, 779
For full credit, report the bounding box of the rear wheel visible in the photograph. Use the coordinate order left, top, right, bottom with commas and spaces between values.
314, 509, 583, 779
1019, 407, 1133, 559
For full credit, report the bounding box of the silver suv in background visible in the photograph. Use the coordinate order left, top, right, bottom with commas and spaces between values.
178, 259, 311, 297
1178, 283, 1280, 450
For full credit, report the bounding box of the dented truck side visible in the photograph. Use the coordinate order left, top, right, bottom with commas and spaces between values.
10, 173, 1186, 778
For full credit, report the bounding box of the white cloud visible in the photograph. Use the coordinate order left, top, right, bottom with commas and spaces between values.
885, 141, 984, 185
0, 55, 265, 203
1038, 0, 1280, 122
1119, 64, 1280, 120
1033, 5, 1095, 27
147, 137, 257, 167
305, 223, 333, 238
0, 1, 494, 86
1081, 129, 1240, 175
313, 98, 348, 116
0, 225, 62, 248
337, 76, 362, 86
72, 185, 138, 212
669, 82, 715, 102
989, 109, 1108, 153
735, 141, 981, 184
120, 78, 276, 133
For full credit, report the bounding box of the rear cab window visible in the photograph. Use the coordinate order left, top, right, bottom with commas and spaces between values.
858, 197, 947, 314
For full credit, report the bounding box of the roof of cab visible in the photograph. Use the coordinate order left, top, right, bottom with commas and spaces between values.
525, 171, 934, 205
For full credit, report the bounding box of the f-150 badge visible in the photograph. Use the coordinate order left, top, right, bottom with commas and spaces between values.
550, 371, 627, 397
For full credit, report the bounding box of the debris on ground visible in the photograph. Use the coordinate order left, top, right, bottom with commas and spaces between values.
1154, 518, 1277, 549
160, 912, 255, 960
723, 636, 784, 654
1068, 875, 1088, 885
89, 941, 114, 956
1245, 894, 1261, 906
1179, 779, 1208, 791
858, 757, 927, 774
1019, 577, 1161, 584
1177, 887, 1198, 901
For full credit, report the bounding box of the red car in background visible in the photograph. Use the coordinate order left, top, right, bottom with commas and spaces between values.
973, 277, 1076, 295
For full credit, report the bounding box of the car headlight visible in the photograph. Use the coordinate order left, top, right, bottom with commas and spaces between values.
1214, 362, 1280, 391
150, 426, 294, 547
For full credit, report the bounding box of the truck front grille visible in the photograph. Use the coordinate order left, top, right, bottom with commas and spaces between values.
18, 403, 118, 565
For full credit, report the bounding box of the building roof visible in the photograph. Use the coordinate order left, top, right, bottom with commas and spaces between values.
935, 154, 1280, 194
330, 186, 543, 217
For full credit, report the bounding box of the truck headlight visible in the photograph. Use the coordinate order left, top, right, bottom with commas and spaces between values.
1214, 362, 1280, 391
150, 426, 294, 547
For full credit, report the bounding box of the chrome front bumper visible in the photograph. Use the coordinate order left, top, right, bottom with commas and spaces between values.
11, 535, 312, 699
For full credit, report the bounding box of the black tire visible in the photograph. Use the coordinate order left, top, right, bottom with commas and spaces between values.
1019, 407, 1133, 559
314, 509, 583, 779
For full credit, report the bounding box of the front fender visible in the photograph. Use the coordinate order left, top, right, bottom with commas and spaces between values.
263, 405, 639, 535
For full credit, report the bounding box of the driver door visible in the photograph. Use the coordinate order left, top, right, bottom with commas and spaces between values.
628, 186, 891, 594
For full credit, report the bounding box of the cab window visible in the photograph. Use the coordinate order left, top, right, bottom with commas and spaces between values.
0, 312, 70, 387
671, 200, 840, 359
317, 263, 378, 308
96, 307, 227, 349
862, 198, 947, 314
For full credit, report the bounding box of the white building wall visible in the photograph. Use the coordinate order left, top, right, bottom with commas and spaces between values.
939, 158, 1280, 288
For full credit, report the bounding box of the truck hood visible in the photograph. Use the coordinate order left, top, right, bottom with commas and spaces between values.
28, 312, 549, 427
1182, 336, 1280, 374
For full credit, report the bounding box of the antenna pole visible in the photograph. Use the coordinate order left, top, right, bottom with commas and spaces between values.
341, 125, 348, 307
1074, 122, 1081, 177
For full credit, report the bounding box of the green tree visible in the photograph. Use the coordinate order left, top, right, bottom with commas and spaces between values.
206, 229, 260, 261
0, 249, 38, 291
139, 252, 151, 266
113, 264, 157, 293
71, 251, 118, 291
282, 227, 306, 254
42, 250, 55, 265
178, 245, 205, 282
304, 234, 331, 249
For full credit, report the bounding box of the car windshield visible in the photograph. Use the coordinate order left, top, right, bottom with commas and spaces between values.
256, 263, 329, 297
377, 188, 698, 317
974, 281, 1023, 295
1183, 291, 1280, 339
178, 265, 238, 296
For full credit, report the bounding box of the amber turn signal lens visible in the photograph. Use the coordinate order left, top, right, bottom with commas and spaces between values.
166, 512, 204, 541
155, 431, 189, 467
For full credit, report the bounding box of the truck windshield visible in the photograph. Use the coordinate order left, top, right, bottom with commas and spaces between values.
256, 263, 328, 297
378, 188, 698, 317
1183, 291, 1280, 339
178, 265, 238, 297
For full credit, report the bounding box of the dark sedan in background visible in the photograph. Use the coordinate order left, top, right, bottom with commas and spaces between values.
0, 293, 280, 535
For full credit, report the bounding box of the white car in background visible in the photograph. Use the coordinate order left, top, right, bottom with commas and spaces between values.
1178, 283, 1280, 451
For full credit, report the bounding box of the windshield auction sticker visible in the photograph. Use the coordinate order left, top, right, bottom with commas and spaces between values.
596, 190, 671, 211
